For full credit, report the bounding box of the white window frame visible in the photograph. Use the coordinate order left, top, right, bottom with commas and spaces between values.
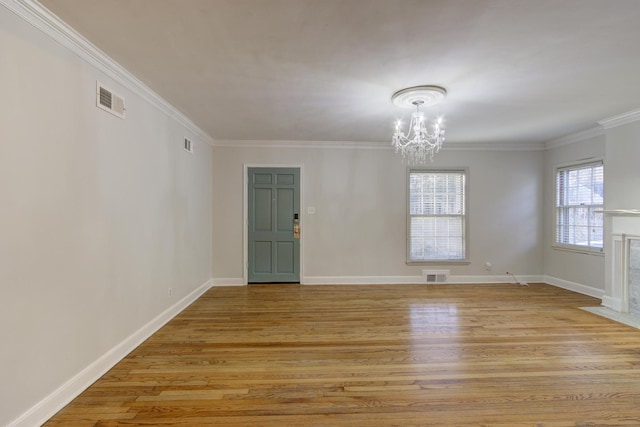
554, 161, 604, 254
406, 168, 470, 264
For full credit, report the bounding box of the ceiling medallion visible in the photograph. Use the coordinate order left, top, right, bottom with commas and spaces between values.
391, 85, 447, 163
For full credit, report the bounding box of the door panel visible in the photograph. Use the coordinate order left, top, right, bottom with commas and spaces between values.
276, 241, 295, 273
248, 167, 300, 283
276, 188, 294, 231
254, 188, 272, 231
277, 173, 295, 185
253, 241, 272, 273
254, 173, 273, 184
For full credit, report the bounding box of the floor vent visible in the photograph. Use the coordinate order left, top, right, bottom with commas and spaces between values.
423, 269, 450, 283
96, 81, 126, 119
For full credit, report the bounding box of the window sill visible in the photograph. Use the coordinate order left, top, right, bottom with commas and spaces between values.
552, 244, 604, 256
406, 260, 471, 266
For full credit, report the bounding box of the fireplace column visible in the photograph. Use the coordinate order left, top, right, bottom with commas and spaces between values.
603, 210, 640, 314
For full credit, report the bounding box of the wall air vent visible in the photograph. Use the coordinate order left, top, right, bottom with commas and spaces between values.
184, 137, 193, 153
423, 269, 450, 283
96, 82, 125, 119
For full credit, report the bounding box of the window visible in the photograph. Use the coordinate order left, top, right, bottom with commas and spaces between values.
555, 162, 604, 251
408, 169, 467, 262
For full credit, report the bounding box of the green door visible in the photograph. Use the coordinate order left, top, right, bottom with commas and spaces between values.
248, 167, 300, 283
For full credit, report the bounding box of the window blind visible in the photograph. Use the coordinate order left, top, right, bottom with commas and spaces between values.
409, 171, 466, 261
556, 162, 604, 249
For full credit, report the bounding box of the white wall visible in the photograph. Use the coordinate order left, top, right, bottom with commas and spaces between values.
603, 119, 640, 304
0, 6, 212, 426
212, 144, 544, 283
605, 121, 640, 210
543, 135, 606, 292
5, 1, 627, 423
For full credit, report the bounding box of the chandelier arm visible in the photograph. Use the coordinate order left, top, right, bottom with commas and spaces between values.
390, 85, 446, 164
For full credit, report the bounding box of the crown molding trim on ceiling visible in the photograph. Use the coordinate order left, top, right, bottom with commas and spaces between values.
1, 0, 215, 146
544, 126, 605, 150
598, 108, 640, 129
545, 107, 640, 150
212, 139, 546, 151
544, 108, 640, 150
445, 141, 545, 151
213, 140, 391, 150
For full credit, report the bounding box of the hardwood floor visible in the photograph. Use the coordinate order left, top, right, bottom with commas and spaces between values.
45, 283, 640, 426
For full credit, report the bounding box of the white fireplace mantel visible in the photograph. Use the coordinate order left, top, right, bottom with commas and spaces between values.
603, 209, 640, 314
598, 209, 640, 215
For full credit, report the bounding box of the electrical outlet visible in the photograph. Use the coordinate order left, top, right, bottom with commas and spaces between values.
485, 261, 492, 271
168, 288, 173, 297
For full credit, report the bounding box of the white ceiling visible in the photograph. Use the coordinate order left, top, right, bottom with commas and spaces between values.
39, 0, 640, 145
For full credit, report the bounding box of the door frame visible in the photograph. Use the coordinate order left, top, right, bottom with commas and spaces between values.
243, 163, 304, 285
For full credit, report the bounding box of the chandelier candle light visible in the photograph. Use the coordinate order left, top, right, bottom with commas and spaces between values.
391, 85, 447, 163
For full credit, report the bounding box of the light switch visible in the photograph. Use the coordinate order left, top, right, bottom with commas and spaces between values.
307, 207, 316, 215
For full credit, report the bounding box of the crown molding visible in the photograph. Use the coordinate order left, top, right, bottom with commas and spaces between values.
598, 109, 640, 129
213, 139, 545, 151
544, 126, 605, 150
1, 0, 214, 146
444, 141, 545, 151
212, 139, 391, 150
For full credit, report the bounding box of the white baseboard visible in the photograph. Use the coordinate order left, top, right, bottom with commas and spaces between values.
211, 278, 246, 286
447, 274, 544, 284
9, 279, 213, 427
211, 275, 601, 302
303, 276, 423, 285
302, 275, 544, 285
601, 295, 623, 311
543, 275, 605, 299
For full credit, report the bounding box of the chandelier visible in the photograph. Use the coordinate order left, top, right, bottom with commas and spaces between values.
391, 85, 447, 163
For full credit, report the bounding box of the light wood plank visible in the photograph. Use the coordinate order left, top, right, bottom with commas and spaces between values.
44, 283, 640, 426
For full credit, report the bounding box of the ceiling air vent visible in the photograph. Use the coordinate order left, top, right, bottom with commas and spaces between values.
183, 137, 193, 153
96, 82, 125, 119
